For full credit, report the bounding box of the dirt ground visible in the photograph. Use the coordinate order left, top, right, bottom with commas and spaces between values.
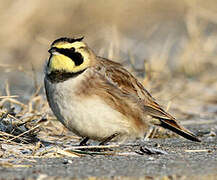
0, 121, 217, 180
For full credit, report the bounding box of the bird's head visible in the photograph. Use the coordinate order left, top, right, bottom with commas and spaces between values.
46, 37, 94, 74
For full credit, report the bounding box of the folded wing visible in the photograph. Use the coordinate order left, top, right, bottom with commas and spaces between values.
98, 59, 200, 142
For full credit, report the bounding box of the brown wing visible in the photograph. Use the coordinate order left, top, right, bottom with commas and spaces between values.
98, 58, 173, 118
96, 57, 200, 142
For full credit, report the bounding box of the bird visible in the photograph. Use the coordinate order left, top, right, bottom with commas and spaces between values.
44, 36, 200, 145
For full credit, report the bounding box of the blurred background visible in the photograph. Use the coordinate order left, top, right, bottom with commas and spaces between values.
0, 0, 217, 120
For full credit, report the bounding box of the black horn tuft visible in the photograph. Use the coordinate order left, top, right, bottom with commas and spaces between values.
51, 36, 84, 46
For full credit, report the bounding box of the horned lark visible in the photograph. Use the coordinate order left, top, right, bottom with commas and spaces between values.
44, 37, 200, 144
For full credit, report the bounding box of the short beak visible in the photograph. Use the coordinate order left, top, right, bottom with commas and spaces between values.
48, 47, 56, 54
48, 48, 52, 54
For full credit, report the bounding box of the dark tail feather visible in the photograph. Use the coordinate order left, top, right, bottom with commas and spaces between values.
159, 119, 201, 142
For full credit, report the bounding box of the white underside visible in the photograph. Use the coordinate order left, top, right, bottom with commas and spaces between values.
45, 72, 138, 141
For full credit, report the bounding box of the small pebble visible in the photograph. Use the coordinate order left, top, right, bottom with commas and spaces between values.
62, 159, 73, 164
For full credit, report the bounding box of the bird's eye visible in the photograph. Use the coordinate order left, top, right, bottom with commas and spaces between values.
70, 47, 75, 52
